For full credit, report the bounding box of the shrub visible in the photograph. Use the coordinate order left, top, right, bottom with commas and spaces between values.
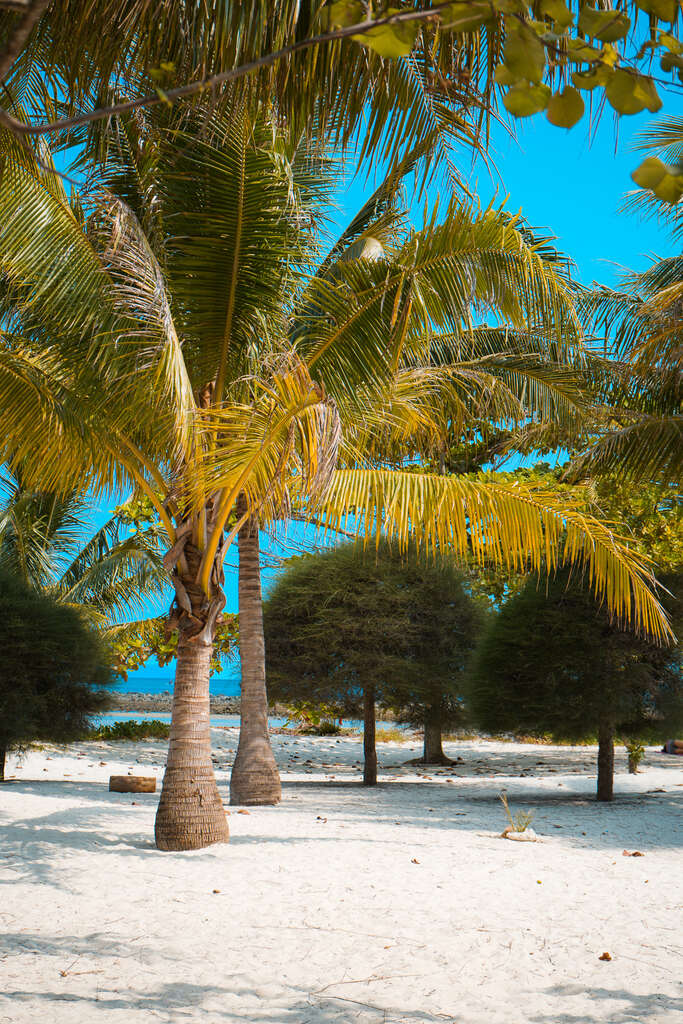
0, 568, 114, 780
468, 569, 683, 800
87, 719, 171, 741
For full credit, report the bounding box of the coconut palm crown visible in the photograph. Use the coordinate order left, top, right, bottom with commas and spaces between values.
0, 103, 671, 851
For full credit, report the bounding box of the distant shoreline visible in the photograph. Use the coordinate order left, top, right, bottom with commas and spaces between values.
108, 691, 243, 714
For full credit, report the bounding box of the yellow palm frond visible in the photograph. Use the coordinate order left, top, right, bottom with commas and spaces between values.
314, 469, 672, 642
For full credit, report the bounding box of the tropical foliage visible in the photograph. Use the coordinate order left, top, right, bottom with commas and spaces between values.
1, 2, 681, 199
264, 542, 487, 772
0, 90, 673, 849
0, 468, 167, 631
467, 567, 683, 801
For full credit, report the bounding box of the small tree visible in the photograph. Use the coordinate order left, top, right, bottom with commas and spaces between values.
264, 542, 484, 782
467, 570, 683, 801
0, 568, 115, 779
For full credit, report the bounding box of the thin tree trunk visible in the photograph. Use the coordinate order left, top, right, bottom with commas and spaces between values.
363, 685, 377, 786
229, 507, 281, 805
0, 747, 5, 781
155, 635, 230, 850
597, 717, 615, 802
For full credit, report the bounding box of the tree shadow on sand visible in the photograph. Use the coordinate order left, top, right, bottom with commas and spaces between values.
1, 969, 457, 1023
529, 983, 683, 1023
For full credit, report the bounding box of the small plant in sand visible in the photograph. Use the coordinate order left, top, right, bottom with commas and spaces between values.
625, 740, 645, 775
499, 792, 534, 835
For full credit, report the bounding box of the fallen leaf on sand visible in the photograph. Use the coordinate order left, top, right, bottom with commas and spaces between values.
598, 952, 612, 961
237, 809, 250, 815
213, 889, 221, 894
622, 850, 644, 857
411, 858, 420, 864
316, 816, 328, 823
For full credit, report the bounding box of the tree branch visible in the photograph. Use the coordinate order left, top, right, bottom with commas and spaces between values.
0, 3, 452, 139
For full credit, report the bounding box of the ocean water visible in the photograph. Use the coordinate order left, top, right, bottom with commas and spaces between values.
94, 711, 403, 732
115, 674, 240, 696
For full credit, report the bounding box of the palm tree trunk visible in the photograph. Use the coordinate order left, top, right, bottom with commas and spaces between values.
597, 716, 615, 802
363, 685, 377, 786
229, 510, 281, 805
0, 747, 6, 781
154, 635, 230, 850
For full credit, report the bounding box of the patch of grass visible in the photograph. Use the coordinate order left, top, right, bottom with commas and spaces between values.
500, 792, 534, 833
376, 728, 409, 743
86, 719, 170, 741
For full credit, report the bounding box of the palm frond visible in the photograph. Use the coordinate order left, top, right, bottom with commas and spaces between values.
314, 469, 672, 641
569, 415, 683, 486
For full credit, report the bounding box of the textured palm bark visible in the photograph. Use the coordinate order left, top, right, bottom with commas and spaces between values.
229, 510, 281, 806
0, 747, 5, 782
597, 717, 615, 802
154, 635, 230, 851
363, 685, 377, 786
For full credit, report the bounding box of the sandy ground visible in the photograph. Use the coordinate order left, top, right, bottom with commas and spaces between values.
1, 729, 682, 1024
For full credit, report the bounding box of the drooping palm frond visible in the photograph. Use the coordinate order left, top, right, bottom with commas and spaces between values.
0, 470, 84, 585
0, 471, 168, 625
570, 414, 683, 486
314, 468, 672, 641
57, 519, 167, 621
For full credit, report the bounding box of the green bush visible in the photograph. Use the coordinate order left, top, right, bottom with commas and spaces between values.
0, 567, 114, 779
87, 719, 171, 741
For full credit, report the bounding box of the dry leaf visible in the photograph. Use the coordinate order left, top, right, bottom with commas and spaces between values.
411, 858, 420, 864
237, 808, 250, 815
212, 889, 220, 894
622, 850, 645, 857
598, 952, 612, 961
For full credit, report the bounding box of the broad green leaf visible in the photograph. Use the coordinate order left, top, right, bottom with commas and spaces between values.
631, 156, 669, 188
495, 63, 522, 85
659, 31, 683, 53
661, 51, 683, 73
540, 0, 573, 29
578, 6, 630, 42
503, 82, 551, 116
605, 69, 662, 114
503, 22, 546, 82
329, 1, 363, 27
494, 0, 527, 13
443, 2, 492, 32
565, 38, 603, 62
635, 0, 678, 22
353, 8, 418, 58
572, 65, 612, 89
652, 173, 683, 203
546, 86, 585, 127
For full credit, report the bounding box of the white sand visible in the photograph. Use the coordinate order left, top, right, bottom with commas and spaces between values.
2, 731, 682, 1023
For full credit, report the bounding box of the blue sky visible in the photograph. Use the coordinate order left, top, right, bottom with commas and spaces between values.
117, 101, 677, 686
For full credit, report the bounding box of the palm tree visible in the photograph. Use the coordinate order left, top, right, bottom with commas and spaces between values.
0, 105, 670, 852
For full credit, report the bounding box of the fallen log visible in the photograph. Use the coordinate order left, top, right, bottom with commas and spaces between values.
109, 775, 156, 793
